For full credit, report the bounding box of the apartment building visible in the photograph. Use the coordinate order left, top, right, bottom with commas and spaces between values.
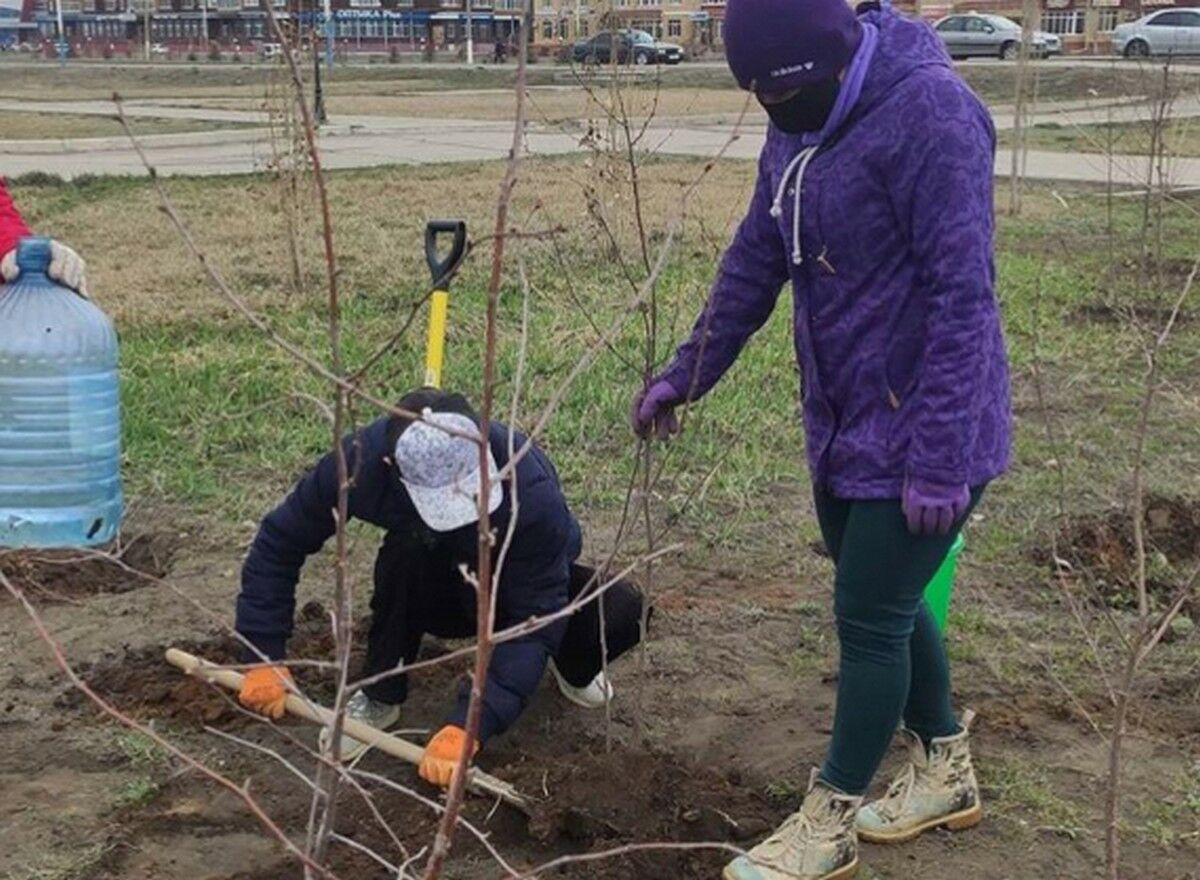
27, 0, 524, 51
527, 0, 1153, 56
16, 0, 1167, 56
529, 0, 725, 55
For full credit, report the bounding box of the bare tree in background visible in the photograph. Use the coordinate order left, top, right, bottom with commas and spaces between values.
263, 49, 313, 298
1009, 0, 1042, 215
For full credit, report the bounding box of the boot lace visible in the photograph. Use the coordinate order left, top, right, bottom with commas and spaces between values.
758, 809, 816, 863
873, 762, 919, 823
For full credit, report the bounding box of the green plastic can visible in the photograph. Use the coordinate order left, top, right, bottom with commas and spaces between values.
923, 532, 965, 633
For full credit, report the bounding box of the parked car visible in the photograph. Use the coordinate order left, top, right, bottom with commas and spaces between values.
571, 30, 684, 66
1112, 8, 1200, 57
259, 42, 283, 61
149, 42, 169, 58
934, 13, 1062, 60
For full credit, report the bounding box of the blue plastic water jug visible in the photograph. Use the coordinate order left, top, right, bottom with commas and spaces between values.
0, 237, 123, 547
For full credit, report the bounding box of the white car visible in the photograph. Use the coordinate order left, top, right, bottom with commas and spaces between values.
1112, 8, 1200, 57
934, 13, 1062, 60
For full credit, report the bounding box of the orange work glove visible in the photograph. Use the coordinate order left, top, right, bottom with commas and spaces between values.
418, 725, 479, 789
238, 665, 293, 720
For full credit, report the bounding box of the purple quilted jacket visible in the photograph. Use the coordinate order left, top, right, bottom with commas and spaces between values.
660, 2, 1012, 499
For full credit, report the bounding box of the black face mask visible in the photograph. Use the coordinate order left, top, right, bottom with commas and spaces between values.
759, 77, 841, 134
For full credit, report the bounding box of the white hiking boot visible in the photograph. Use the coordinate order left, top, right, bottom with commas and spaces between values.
724, 770, 862, 880
549, 660, 614, 709
317, 690, 401, 762
856, 710, 983, 844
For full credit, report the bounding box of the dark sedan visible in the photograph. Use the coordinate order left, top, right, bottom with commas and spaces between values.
571, 30, 684, 66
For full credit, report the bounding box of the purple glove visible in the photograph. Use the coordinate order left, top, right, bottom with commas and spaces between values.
631, 380, 682, 440
902, 478, 970, 536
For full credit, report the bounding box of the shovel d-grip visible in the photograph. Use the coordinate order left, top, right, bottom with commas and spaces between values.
423, 220, 468, 389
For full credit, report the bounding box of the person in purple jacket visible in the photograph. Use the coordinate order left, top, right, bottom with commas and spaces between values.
632, 2, 1011, 878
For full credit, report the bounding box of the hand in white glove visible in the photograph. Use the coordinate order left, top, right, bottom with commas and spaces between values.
0, 240, 89, 298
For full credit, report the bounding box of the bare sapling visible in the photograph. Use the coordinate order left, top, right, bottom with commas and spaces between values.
1008, 0, 1041, 215
1102, 255, 1199, 880
263, 16, 311, 297
419, 4, 531, 876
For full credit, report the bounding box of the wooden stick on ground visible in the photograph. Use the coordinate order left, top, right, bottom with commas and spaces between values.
165, 648, 531, 815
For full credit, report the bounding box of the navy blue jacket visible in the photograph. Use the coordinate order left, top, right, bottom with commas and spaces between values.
235, 416, 582, 741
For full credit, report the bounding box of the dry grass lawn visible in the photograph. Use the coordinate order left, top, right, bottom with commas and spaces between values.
10, 157, 757, 325
164, 86, 761, 123
1000, 116, 1200, 157
1, 111, 247, 140
0, 60, 737, 103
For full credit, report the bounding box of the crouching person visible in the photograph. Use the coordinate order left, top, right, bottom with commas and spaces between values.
233, 388, 644, 786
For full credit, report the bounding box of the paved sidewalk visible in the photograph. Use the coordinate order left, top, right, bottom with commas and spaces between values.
4, 95, 1200, 187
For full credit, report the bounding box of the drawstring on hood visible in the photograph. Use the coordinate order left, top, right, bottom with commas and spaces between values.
769, 21, 879, 267
770, 147, 819, 266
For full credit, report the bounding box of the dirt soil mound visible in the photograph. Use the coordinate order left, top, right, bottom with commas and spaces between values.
208, 743, 783, 880
0, 532, 175, 602
70, 601, 341, 729
498, 746, 783, 878
1048, 495, 1200, 606
75, 637, 257, 728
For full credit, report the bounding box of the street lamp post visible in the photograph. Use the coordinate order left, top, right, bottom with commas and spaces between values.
322, 0, 333, 68
465, 0, 474, 64
54, 0, 67, 64
313, 25, 327, 124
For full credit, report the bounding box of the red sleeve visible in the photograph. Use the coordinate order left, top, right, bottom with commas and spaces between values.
0, 179, 33, 259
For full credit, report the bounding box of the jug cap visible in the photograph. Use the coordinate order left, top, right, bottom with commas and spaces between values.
16, 237, 52, 274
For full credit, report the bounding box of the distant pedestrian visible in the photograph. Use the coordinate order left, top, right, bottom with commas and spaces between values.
632, 2, 1012, 878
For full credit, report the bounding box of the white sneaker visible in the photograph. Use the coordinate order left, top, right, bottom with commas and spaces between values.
318, 690, 401, 761
549, 660, 614, 709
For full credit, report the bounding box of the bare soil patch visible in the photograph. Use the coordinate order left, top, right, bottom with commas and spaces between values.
200, 744, 783, 880
0, 532, 176, 603
506, 747, 782, 878
1046, 495, 1200, 606
73, 600, 352, 729
6, 556, 1197, 880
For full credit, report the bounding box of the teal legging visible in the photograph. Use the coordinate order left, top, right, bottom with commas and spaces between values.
814, 487, 983, 796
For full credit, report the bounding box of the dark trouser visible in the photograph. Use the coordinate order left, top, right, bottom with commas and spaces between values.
554, 562, 648, 688
814, 487, 984, 796
362, 535, 645, 704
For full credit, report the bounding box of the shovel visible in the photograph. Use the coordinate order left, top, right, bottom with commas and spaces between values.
422, 220, 468, 389
165, 648, 530, 814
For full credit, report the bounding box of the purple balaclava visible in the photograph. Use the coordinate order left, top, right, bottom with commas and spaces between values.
724, 0, 863, 94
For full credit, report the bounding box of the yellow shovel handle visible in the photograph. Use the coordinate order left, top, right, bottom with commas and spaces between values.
424, 289, 450, 388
